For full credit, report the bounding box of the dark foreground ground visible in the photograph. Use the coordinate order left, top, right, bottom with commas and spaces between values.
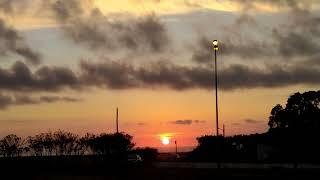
27, 168, 320, 180
1, 157, 320, 179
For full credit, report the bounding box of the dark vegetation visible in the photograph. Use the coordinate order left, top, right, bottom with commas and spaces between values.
191, 90, 320, 163
0, 131, 158, 163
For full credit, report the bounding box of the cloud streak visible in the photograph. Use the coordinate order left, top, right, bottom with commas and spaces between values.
0, 93, 81, 109
244, 119, 263, 124
171, 120, 206, 125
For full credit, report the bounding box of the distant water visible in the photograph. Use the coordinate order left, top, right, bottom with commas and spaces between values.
156, 146, 195, 153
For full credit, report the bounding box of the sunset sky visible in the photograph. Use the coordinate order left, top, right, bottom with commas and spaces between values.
0, 0, 319, 150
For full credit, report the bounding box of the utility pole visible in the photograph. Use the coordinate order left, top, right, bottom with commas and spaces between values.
116, 107, 119, 133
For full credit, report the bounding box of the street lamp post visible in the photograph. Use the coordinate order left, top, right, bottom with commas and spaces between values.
212, 40, 219, 137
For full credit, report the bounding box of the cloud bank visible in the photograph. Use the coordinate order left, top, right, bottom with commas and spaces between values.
0, 58, 320, 92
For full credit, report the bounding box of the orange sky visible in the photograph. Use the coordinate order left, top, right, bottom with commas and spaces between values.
0, 0, 319, 150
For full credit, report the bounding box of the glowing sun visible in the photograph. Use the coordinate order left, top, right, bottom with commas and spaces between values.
161, 137, 170, 145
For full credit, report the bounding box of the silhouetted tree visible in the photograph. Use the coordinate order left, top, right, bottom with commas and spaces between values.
52, 130, 79, 155
0, 134, 24, 157
43, 132, 55, 156
1, 131, 136, 158
79, 133, 96, 155
268, 91, 320, 134
87, 133, 135, 156
28, 132, 57, 156
267, 91, 320, 162
28, 134, 45, 156
191, 135, 223, 161
190, 134, 272, 162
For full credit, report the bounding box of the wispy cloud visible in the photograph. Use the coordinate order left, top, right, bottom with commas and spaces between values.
170, 119, 206, 125
244, 119, 264, 124
137, 122, 147, 126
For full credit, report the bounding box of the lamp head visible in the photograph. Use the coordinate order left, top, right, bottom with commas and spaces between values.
212, 40, 219, 51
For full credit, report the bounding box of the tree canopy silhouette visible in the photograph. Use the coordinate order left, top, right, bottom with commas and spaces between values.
0, 134, 24, 157
268, 90, 320, 135
0, 131, 135, 158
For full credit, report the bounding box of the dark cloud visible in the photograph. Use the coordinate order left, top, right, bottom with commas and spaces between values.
79, 60, 136, 89
171, 120, 192, 125
171, 120, 206, 125
0, 61, 79, 91
40, 96, 81, 103
60, 97, 82, 102
1, 59, 320, 92
0, 93, 12, 109
304, 56, 320, 67
0, 0, 29, 15
137, 122, 146, 126
50, 0, 84, 23
191, 37, 272, 64
82, 60, 320, 90
219, 63, 320, 90
273, 30, 320, 58
192, 31, 320, 63
0, 19, 41, 65
47, 0, 170, 53
191, 0, 320, 64
134, 61, 193, 90
194, 120, 206, 123
80, 60, 209, 90
0, 93, 81, 109
0, 1, 42, 65
0, 0, 15, 14
14, 95, 38, 105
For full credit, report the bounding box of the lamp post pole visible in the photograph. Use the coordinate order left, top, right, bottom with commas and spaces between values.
213, 40, 219, 137
213, 40, 221, 168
